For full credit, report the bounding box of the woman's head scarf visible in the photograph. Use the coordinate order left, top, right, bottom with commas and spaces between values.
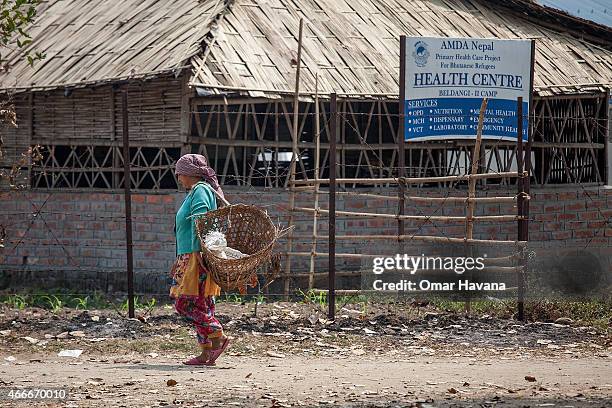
175, 154, 224, 199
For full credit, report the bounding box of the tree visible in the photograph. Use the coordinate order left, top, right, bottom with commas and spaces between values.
0, 0, 44, 186
1, 0, 44, 66
0, 0, 44, 248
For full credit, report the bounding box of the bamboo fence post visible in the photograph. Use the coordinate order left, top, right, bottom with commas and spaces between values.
329, 93, 338, 320
517, 96, 526, 321
466, 98, 488, 239
283, 18, 304, 299
308, 74, 320, 290
121, 90, 135, 319
398, 36, 406, 255
465, 98, 488, 313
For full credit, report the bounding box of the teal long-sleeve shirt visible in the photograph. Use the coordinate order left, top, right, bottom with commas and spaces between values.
175, 181, 217, 256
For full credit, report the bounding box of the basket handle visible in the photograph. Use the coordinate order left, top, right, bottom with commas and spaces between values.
205, 182, 231, 207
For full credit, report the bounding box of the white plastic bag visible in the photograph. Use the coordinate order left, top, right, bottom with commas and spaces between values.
203, 231, 227, 251
203, 231, 247, 259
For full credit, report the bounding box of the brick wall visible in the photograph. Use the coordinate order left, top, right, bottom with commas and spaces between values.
1, 185, 610, 293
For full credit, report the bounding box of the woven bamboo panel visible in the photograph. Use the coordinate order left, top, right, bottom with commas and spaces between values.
25, 78, 181, 143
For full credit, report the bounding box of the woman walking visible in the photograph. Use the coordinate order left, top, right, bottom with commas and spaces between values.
169, 154, 229, 365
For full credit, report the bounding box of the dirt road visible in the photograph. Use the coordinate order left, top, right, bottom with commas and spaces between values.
1, 353, 611, 407
0, 302, 610, 406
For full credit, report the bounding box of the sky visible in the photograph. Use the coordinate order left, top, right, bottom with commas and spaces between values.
537, 0, 612, 27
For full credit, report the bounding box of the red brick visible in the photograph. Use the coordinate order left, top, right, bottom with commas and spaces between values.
346, 201, 366, 209
534, 213, 555, 222
530, 232, 551, 241
566, 221, 587, 230
587, 221, 606, 229
536, 192, 555, 200
544, 204, 563, 212
566, 202, 584, 211
551, 230, 571, 240
147, 195, 161, 204
364, 199, 382, 207
445, 207, 464, 216
582, 189, 604, 197
484, 226, 499, 235
586, 200, 606, 209
557, 192, 577, 200
444, 226, 465, 235
544, 222, 563, 231
573, 229, 594, 239
367, 220, 387, 228
579, 211, 600, 221
485, 206, 500, 215
557, 213, 577, 221
131, 195, 146, 203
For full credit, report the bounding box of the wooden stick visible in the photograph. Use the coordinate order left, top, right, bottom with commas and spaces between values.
405, 195, 526, 203
282, 251, 380, 259
464, 99, 488, 314
293, 171, 526, 185
290, 189, 529, 203
289, 185, 317, 192
293, 207, 524, 222
280, 270, 364, 278
326, 234, 526, 245
283, 18, 304, 299
277, 265, 523, 279
284, 233, 527, 247
192, 136, 605, 150
398, 35, 407, 252
466, 98, 488, 239
328, 93, 338, 320
308, 73, 320, 290
281, 251, 526, 262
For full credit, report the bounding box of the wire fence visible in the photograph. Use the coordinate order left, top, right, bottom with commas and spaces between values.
1, 95, 610, 315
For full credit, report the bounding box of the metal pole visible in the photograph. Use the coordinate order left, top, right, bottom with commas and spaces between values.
516, 96, 525, 322
328, 93, 337, 320
398, 36, 406, 249
121, 90, 135, 319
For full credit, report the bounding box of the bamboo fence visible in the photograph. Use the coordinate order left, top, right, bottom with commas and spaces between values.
283, 95, 532, 320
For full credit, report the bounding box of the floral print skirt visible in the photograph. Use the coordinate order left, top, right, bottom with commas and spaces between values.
169, 253, 223, 348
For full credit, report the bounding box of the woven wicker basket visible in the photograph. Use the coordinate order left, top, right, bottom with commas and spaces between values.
195, 204, 278, 292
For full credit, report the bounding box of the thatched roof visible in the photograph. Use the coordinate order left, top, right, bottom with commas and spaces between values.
0, 0, 226, 90
189, 0, 612, 97
1, 0, 611, 97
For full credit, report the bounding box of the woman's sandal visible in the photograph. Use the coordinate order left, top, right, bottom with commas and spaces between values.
183, 350, 212, 366
205, 337, 230, 366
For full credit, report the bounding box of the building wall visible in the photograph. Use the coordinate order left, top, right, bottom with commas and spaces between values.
1, 76, 186, 189
1, 185, 610, 294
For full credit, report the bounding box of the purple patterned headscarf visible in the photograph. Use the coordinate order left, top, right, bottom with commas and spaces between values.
175, 154, 224, 199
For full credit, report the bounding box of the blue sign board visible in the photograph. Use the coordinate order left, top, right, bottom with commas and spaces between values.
403, 37, 534, 141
